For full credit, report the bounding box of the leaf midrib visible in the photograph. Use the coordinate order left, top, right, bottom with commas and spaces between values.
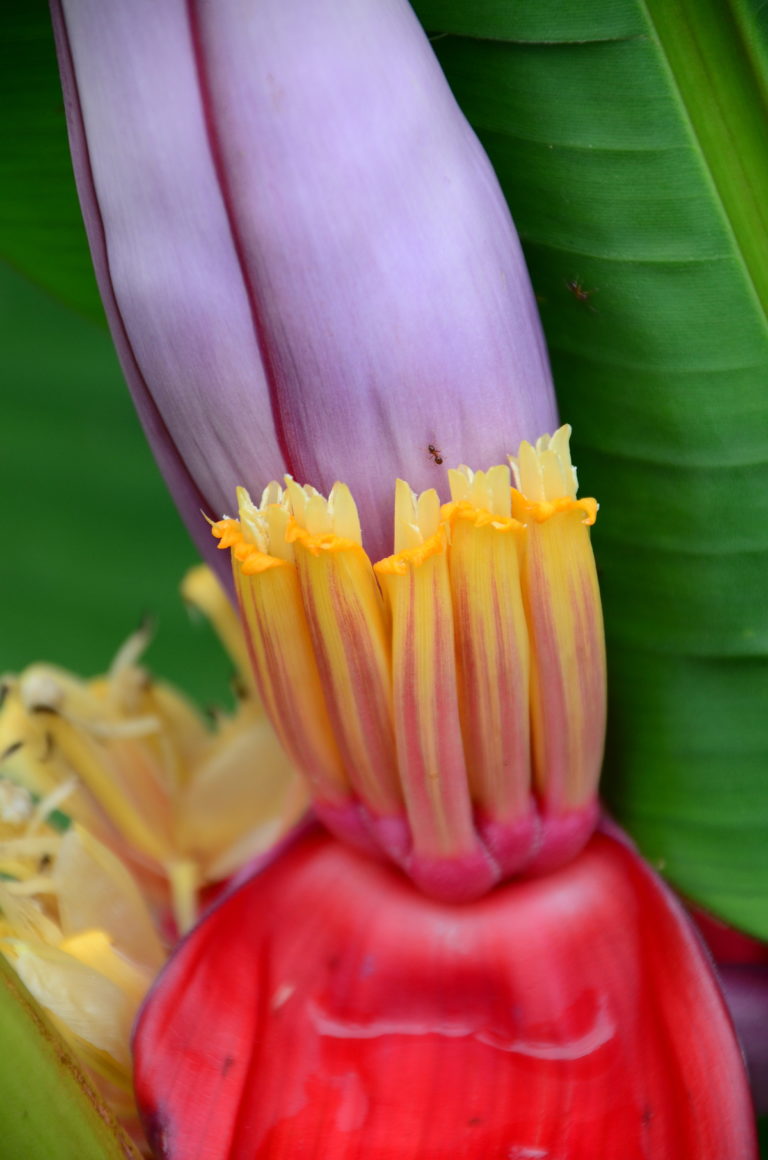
640, 0, 768, 329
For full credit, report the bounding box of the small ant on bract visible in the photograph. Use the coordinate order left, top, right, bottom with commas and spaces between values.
565, 277, 598, 311
427, 443, 444, 465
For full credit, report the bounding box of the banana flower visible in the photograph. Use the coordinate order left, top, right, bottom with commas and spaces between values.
51, 0, 556, 568
50, 0, 757, 1156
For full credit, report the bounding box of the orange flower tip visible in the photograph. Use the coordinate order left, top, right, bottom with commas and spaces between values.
373, 526, 446, 575
284, 518, 362, 557
441, 498, 524, 535
209, 517, 241, 548
512, 493, 598, 526
509, 425, 598, 525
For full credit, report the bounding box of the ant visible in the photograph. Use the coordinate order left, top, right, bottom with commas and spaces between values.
565, 277, 598, 311
427, 443, 444, 466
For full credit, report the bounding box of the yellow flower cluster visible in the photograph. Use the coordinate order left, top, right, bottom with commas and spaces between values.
212, 426, 606, 898
0, 567, 306, 1140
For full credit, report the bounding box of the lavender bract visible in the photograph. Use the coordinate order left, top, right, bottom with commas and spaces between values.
53, 0, 556, 564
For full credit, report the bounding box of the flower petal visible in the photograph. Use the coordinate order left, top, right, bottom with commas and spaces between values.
54, 827, 165, 970
52, 0, 286, 568
190, 0, 556, 557
56, 0, 558, 567
134, 826, 756, 1159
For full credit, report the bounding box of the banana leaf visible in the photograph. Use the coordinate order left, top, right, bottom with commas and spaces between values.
0, 6, 102, 321
412, 0, 768, 938
2, 0, 768, 936
0, 954, 142, 1158
0, 262, 233, 710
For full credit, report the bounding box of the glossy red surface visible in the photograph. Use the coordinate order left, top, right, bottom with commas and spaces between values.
134, 827, 755, 1159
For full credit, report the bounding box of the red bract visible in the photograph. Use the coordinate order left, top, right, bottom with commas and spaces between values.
133, 826, 756, 1159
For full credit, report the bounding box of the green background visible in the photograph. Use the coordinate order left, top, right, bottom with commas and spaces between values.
1, 261, 232, 708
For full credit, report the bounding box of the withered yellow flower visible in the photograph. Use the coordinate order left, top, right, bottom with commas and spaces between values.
0, 567, 307, 935
0, 567, 308, 1142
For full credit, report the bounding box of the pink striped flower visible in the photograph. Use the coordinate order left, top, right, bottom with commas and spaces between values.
210, 425, 605, 896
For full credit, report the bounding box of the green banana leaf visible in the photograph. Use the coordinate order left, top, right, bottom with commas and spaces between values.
412, 0, 768, 938
0, 7, 102, 321
0, 262, 233, 710
0, 953, 142, 1158
2, 0, 767, 940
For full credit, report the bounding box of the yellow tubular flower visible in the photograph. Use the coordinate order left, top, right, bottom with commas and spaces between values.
220, 486, 349, 812
442, 465, 534, 873
213, 426, 606, 900
285, 480, 402, 819
510, 428, 606, 865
